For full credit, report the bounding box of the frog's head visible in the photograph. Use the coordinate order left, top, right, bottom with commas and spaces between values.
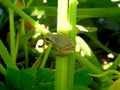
44, 33, 56, 44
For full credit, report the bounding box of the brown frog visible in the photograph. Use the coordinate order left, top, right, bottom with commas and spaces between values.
45, 33, 74, 56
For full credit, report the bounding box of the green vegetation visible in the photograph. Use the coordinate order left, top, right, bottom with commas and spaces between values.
0, 0, 120, 90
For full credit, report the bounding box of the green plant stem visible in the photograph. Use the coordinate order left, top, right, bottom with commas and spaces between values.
76, 52, 102, 74
23, 7, 120, 18
90, 70, 120, 78
77, 36, 101, 68
67, 0, 77, 90
8, 8, 16, 62
55, 56, 68, 90
77, 8, 120, 18
1, 0, 49, 35
55, 0, 69, 90
26, 0, 32, 7
57, 0, 68, 33
15, 32, 20, 64
21, 20, 29, 68
0, 40, 18, 69
24, 43, 29, 68
40, 44, 52, 68
0, 63, 6, 76
110, 54, 120, 70
32, 53, 43, 69
22, 0, 25, 8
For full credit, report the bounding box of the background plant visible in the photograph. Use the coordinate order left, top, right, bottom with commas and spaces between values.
0, 0, 120, 90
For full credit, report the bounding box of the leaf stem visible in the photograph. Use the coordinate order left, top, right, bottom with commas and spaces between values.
40, 44, 52, 68
8, 8, 16, 62
0, 63, 6, 76
21, 20, 29, 68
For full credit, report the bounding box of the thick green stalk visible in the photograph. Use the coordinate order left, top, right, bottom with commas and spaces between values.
55, 56, 68, 90
67, 0, 77, 90
55, 0, 69, 90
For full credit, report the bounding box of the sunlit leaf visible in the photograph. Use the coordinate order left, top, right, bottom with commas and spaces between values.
109, 78, 120, 90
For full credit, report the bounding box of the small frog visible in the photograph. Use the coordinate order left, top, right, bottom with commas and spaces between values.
45, 33, 74, 56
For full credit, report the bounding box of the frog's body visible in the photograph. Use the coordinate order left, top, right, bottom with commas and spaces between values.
45, 33, 74, 56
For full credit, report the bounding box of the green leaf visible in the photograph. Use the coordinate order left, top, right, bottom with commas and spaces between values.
74, 68, 92, 86
32, 68, 55, 90
36, 68, 55, 82
5, 68, 55, 90
73, 85, 91, 90
32, 82, 54, 90
21, 67, 37, 78
6, 68, 37, 90
0, 82, 8, 90
109, 78, 120, 90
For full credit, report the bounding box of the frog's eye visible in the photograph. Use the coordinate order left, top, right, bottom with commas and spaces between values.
46, 38, 50, 41
45, 38, 53, 44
